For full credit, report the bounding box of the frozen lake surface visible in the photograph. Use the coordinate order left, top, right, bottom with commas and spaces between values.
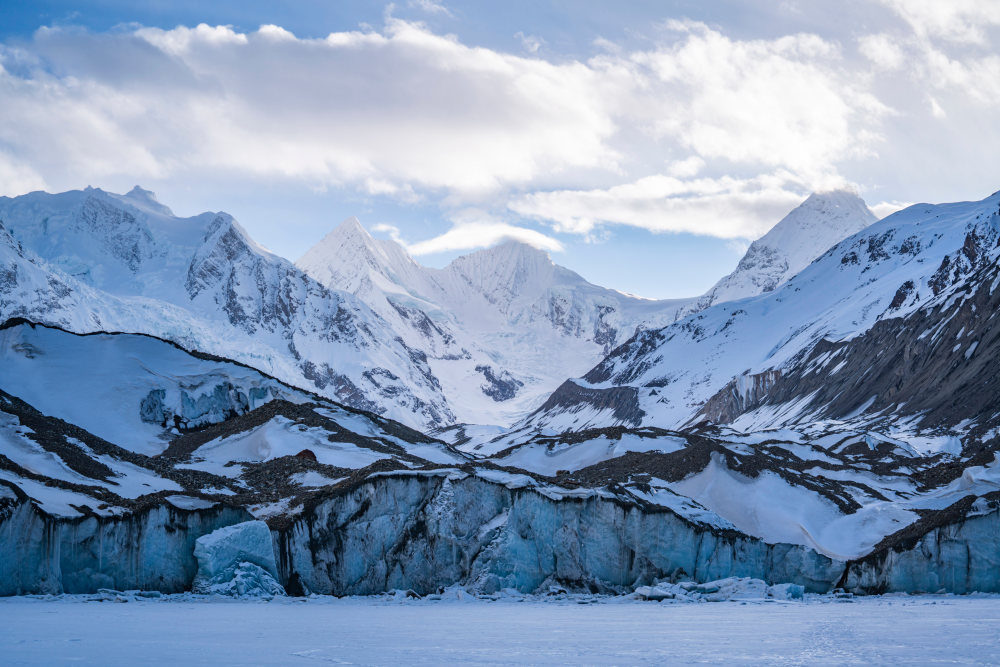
3, 594, 1000, 665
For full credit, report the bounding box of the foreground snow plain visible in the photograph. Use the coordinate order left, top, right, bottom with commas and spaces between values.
3, 593, 1000, 665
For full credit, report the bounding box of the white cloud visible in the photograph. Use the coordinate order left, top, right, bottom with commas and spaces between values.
617, 22, 891, 181
875, 0, 1000, 45
406, 221, 564, 255
0, 152, 48, 195
0, 18, 891, 204
0, 16, 906, 248
0, 20, 620, 197
515, 32, 543, 54
929, 97, 946, 118
870, 200, 911, 219
858, 33, 905, 70
920, 46, 1000, 103
509, 173, 809, 240
371, 222, 404, 243
134, 22, 247, 55
667, 156, 705, 178
408, 0, 453, 17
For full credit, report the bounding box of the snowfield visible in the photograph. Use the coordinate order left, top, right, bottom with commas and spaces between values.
3, 594, 1000, 665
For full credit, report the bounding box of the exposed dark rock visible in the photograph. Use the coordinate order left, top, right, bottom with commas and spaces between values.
530, 380, 645, 428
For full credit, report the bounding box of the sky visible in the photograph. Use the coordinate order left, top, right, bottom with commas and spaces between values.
0, 1, 998, 298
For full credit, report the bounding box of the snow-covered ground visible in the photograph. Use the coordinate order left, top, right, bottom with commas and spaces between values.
3, 594, 999, 665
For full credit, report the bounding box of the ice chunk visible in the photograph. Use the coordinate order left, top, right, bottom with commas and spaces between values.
635, 577, 805, 602
196, 561, 286, 598
192, 521, 285, 597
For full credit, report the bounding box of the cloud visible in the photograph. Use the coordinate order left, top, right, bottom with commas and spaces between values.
0, 20, 620, 197
858, 33, 905, 70
929, 97, 946, 118
874, 0, 1000, 45
515, 32, 543, 54
371, 222, 404, 243
870, 200, 912, 219
407, 0, 453, 17
920, 46, 1000, 103
0, 152, 48, 195
616, 22, 892, 182
667, 156, 705, 178
509, 172, 810, 240
0, 17, 892, 205
406, 221, 564, 255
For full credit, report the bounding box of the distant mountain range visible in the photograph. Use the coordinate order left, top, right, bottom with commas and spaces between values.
0, 185, 877, 429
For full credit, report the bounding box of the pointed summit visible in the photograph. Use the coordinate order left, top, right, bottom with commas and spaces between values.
118, 185, 174, 216
445, 240, 559, 305
334, 215, 369, 237
693, 190, 877, 311
311, 216, 378, 253
754, 190, 876, 265
297, 216, 425, 297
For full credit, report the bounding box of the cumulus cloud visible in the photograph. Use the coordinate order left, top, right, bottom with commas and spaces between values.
0, 20, 620, 197
667, 156, 705, 178
614, 22, 891, 182
0, 16, 900, 242
509, 173, 809, 240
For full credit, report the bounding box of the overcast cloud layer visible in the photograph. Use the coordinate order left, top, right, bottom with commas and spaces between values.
0, 0, 998, 266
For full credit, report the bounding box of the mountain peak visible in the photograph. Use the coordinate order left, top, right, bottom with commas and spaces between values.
459, 239, 553, 266
446, 239, 557, 299
691, 190, 877, 311
335, 215, 368, 236
757, 190, 876, 250
297, 216, 422, 296
118, 185, 174, 216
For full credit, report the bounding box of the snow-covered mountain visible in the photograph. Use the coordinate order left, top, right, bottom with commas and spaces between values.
0, 187, 453, 428
298, 219, 692, 425
0, 185, 875, 431
682, 190, 877, 315
298, 191, 876, 426
520, 189, 1000, 441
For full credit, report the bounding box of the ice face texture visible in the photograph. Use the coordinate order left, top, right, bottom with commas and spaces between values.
192, 521, 285, 596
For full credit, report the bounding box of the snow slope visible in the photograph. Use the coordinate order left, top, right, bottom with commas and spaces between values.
4, 309, 1000, 595
0, 321, 307, 455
